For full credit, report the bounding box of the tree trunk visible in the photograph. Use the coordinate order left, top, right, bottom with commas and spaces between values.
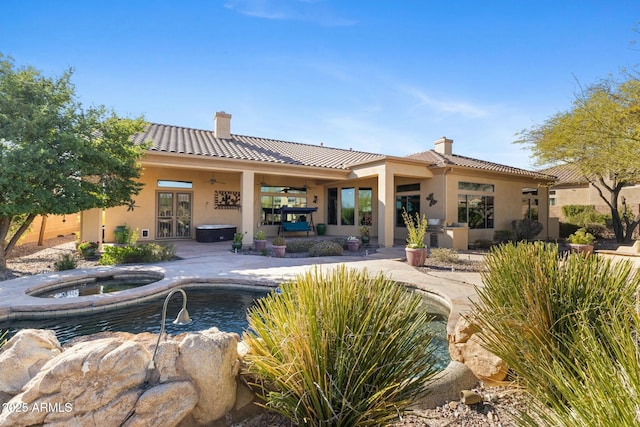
38, 215, 47, 246
0, 214, 37, 270
592, 178, 628, 243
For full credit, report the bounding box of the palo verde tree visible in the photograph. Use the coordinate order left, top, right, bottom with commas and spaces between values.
0, 55, 148, 270
517, 73, 640, 243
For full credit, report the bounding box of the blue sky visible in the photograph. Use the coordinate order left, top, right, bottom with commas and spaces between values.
2, 1, 638, 169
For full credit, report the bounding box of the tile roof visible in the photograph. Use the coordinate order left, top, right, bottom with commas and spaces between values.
133, 123, 384, 169
539, 163, 588, 185
406, 149, 556, 180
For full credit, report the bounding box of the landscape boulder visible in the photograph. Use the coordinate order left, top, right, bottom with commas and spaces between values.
177, 328, 240, 424
449, 316, 508, 383
0, 329, 61, 398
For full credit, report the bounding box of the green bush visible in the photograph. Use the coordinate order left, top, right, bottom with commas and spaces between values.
511, 218, 543, 241
562, 204, 608, 225
113, 224, 138, 245
561, 205, 609, 238
308, 240, 343, 256
471, 242, 639, 418
243, 266, 440, 425
53, 252, 78, 271
429, 248, 459, 263
559, 221, 581, 238
99, 243, 175, 265
285, 238, 316, 253
566, 227, 595, 245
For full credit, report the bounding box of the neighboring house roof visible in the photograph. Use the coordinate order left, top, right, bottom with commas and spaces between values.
406, 149, 556, 180
540, 163, 589, 185
133, 123, 384, 169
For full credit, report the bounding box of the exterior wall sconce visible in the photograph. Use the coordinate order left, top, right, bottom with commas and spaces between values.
149, 288, 192, 370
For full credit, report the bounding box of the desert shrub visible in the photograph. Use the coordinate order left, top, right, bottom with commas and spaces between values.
473, 239, 493, 249
493, 229, 513, 243
99, 243, 175, 265
155, 243, 176, 261
330, 236, 348, 248
472, 242, 639, 418
53, 252, 78, 271
429, 248, 459, 263
285, 239, 316, 253
511, 218, 543, 241
308, 240, 343, 256
243, 266, 440, 425
517, 307, 640, 427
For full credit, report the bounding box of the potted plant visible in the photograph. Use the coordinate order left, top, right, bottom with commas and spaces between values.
566, 228, 595, 254
359, 226, 370, 246
272, 235, 287, 258
232, 232, 246, 252
77, 241, 99, 259
402, 209, 429, 266
347, 236, 361, 252
254, 230, 267, 251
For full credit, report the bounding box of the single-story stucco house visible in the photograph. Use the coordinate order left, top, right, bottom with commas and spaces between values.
543, 163, 640, 222
79, 111, 557, 249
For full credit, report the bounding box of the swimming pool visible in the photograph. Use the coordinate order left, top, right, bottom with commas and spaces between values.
0, 286, 451, 369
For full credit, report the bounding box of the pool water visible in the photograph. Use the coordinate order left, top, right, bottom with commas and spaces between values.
2, 288, 269, 344
34, 278, 158, 298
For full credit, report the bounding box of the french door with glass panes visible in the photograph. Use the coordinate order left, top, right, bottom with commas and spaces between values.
157, 192, 192, 239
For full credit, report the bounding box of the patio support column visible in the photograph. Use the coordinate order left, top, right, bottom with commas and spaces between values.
240, 171, 255, 243
80, 208, 103, 247
377, 169, 395, 247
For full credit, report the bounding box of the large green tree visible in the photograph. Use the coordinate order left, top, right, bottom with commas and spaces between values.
517, 74, 640, 243
0, 55, 148, 270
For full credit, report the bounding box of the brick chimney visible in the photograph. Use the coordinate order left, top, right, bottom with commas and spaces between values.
214, 111, 232, 139
434, 137, 453, 155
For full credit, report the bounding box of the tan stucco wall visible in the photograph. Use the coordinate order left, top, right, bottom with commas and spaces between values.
100, 166, 328, 243
19, 214, 80, 245
551, 183, 640, 221
437, 169, 551, 243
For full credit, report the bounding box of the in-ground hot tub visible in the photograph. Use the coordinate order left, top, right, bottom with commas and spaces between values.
195, 224, 237, 242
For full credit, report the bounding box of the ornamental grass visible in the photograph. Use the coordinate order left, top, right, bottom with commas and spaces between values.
243, 266, 439, 426
472, 241, 640, 426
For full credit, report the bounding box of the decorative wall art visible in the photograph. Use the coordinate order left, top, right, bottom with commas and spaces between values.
214, 190, 241, 210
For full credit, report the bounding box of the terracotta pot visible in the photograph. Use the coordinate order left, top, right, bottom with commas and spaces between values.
405, 247, 427, 266
254, 240, 267, 251
348, 240, 360, 252
272, 245, 286, 258
80, 248, 97, 260
567, 243, 594, 254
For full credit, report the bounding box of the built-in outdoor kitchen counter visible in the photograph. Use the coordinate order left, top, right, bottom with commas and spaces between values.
427, 219, 469, 250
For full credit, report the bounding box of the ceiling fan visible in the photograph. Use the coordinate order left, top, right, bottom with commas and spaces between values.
209, 173, 226, 185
